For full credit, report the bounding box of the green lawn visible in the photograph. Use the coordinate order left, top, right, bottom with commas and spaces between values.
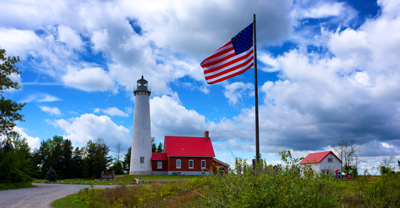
51, 194, 89, 208
33, 174, 204, 185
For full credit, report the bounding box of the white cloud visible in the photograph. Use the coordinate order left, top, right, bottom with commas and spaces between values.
223, 82, 254, 105
50, 113, 131, 149
93, 107, 129, 117
21, 93, 60, 103
13, 126, 41, 150
57, 25, 83, 50
0, 28, 42, 59
39, 106, 62, 116
62, 66, 115, 92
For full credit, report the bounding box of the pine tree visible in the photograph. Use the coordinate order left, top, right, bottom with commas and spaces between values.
123, 147, 131, 173
156, 142, 163, 153
45, 167, 57, 182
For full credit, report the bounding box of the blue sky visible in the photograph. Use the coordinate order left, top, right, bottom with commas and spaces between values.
1, 0, 399, 174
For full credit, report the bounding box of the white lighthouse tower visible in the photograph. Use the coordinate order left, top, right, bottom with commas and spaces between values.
130, 76, 152, 175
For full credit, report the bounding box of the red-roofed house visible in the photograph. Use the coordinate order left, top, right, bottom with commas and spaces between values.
151, 131, 228, 175
299, 151, 342, 177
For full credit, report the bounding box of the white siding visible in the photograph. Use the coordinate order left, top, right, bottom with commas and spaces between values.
300, 153, 341, 177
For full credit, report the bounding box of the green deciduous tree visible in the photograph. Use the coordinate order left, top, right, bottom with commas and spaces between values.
151, 137, 156, 153
0, 132, 32, 184
0, 48, 26, 136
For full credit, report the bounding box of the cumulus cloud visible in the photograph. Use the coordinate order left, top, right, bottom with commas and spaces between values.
223, 82, 254, 105
13, 126, 41, 150
93, 107, 129, 117
57, 25, 83, 50
49, 113, 131, 150
39, 106, 62, 116
61, 66, 115, 92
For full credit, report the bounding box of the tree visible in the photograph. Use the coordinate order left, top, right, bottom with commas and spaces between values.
111, 161, 124, 175
83, 139, 112, 178
156, 142, 163, 153
332, 139, 360, 174
0, 132, 32, 184
0, 48, 26, 136
151, 137, 156, 152
61, 139, 73, 179
116, 142, 122, 162
70, 147, 84, 178
123, 147, 131, 173
45, 167, 57, 182
379, 155, 395, 175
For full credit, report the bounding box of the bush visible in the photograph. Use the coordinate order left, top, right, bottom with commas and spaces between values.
46, 167, 57, 182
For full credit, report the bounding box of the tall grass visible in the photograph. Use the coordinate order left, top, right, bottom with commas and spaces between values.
74, 151, 400, 207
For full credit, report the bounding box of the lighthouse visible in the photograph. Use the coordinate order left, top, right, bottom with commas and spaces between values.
130, 76, 152, 175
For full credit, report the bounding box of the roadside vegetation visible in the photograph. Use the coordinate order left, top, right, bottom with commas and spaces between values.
55, 151, 400, 208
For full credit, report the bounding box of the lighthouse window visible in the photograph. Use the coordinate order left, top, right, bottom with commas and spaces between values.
138, 83, 142, 86
140, 157, 145, 164
176, 159, 181, 169
189, 160, 194, 169
144, 83, 147, 86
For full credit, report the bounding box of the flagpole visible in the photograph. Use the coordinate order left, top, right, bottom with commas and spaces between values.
253, 14, 260, 164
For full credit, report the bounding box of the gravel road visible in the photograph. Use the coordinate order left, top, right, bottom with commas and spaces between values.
0, 183, 122, 208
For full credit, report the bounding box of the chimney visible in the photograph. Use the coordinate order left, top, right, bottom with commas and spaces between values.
204, 131, 209, 140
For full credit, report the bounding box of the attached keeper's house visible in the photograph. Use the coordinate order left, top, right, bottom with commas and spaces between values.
151, 131, 228, 175
299, 151, 342, 177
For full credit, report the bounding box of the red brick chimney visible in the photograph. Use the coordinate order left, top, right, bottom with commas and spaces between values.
204, 131, 209, 140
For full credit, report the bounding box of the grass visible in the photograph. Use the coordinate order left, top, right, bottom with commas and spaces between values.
33, 174, 204, 185
51, 194, 89, 208
0, 182, 37, 190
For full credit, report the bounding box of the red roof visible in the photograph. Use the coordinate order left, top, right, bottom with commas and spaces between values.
299, 151, 342, 164
164, 136, 215, 157
151, 153, 168, 160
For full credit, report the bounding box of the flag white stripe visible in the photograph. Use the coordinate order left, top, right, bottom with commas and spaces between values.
201, 42, 234, 64
201, 47, 235, 66
203, 46, 254, 72
204, 51, 254, 77
206, 60, 254, 83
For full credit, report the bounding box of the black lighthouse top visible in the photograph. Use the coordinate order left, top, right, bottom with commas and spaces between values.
134, 76, 151, 95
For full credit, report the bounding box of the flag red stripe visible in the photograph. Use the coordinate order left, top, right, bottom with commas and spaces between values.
204, 49, 253, 74
201, 42, 233, 64
201, 51, 236, 68
205, 56, 254, 80
207, 63, 254, 84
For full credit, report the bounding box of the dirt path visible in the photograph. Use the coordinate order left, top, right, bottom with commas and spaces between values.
0, 183, 121, 208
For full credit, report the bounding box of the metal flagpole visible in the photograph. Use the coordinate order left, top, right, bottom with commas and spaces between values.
253, 14, 260, 164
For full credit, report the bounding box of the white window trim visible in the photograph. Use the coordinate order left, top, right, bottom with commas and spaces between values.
327, 158, 333, 163
176, 159, 181, 169
189, 160, 194, 169
201, 160, 206, 169
157, 161, 162, 169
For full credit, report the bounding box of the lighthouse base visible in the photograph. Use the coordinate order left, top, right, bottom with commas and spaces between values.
129, 171, 152, 175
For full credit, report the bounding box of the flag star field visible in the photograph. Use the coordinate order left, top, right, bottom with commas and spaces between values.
0, 0, 399, 173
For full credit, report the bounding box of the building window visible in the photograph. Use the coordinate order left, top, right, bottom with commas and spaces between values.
140, 157, 145, 164
201, 160, 206, 169
189, 160, 194, 169
328, 158, 333, 163
176, 159, 181, 169
157, 162, 162, 169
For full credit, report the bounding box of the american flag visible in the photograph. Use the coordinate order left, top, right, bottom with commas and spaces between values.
201, 23, 254, 84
